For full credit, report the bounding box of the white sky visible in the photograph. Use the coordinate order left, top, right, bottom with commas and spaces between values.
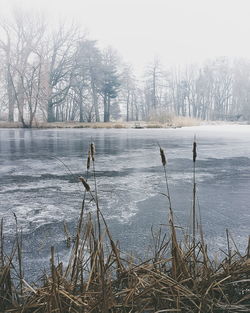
1, 0, 250, 74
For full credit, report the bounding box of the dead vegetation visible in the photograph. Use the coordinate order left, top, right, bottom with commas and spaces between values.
0, 116, 201, 129
0, 143, 249, 312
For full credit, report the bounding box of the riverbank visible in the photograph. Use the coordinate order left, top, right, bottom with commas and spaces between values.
1, 214, 249, 312
0, 116, 201, 129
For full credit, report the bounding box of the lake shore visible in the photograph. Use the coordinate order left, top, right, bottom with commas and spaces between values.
0, 118, 247, 130
0, 116, 201, 129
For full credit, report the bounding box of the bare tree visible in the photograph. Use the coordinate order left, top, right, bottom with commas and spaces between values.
0, 20, 15, 122
0, 10, 46, 124
43, 23, 83, 122
120, 64, 137, 121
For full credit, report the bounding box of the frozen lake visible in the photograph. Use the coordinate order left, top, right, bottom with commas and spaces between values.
0, 125, 250, 278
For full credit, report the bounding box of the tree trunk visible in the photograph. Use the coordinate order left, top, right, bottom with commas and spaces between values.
91, 82, 100, 122
17, 81, 24, 122
79, 101, 84, 122
7, 66, 14, 122
107, 96, 111, 122
126, 93, 130, 122
93, 92, 100, 122
152, 67, 156, 108
47, 101, 55, 122
79, 90, 84, 122
104, 95, 108, 122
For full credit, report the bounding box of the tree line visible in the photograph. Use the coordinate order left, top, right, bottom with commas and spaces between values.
1, 11, 250, 127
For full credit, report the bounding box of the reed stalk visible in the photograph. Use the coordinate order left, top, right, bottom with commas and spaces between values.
192, 137, 197, 250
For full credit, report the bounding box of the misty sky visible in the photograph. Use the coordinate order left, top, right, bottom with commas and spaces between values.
1, 0, 250, 73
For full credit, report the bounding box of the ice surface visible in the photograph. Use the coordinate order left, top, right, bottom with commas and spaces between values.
0, 125, 250, 279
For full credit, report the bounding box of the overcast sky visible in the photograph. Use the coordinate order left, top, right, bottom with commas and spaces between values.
1, 0, 250, 73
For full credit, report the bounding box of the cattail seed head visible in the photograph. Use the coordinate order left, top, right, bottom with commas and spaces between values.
193, 141, 197, 163
87, 150, 91, 170
79, 176, 90, 191
90, 143, 95, 161
160, 147, 167, 166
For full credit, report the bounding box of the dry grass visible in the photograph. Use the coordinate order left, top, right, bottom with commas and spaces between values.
0, 117, 200, 129
0, 144, 249, 313
147, 110, 201, 127
0, 121, 23, 128
145, 123, 163, 128
38, 122, 129, 129
171, 116, 201, 127
0, 121, 130, 129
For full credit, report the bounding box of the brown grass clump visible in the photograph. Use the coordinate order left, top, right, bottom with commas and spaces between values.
0, 144, 249, 313
145, 123, 163, 128
147, 110, 201, 127
172, 116, 201, 127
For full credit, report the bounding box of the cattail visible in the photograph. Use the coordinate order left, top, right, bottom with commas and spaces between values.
87, 149, 91, 170
79, 176, 90, 191
90, 143, 95, 161
193, 141, 197, 163
160, 147, 167, 166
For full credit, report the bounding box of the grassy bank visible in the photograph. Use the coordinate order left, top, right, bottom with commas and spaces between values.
0, 144, 249, 312
0, 116, 201, 129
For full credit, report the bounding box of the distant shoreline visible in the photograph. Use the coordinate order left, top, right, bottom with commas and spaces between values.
0, 118, 201, 129
0, 119, 247, 130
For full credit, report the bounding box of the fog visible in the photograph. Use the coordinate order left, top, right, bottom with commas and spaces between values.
2, 0, 250, 73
